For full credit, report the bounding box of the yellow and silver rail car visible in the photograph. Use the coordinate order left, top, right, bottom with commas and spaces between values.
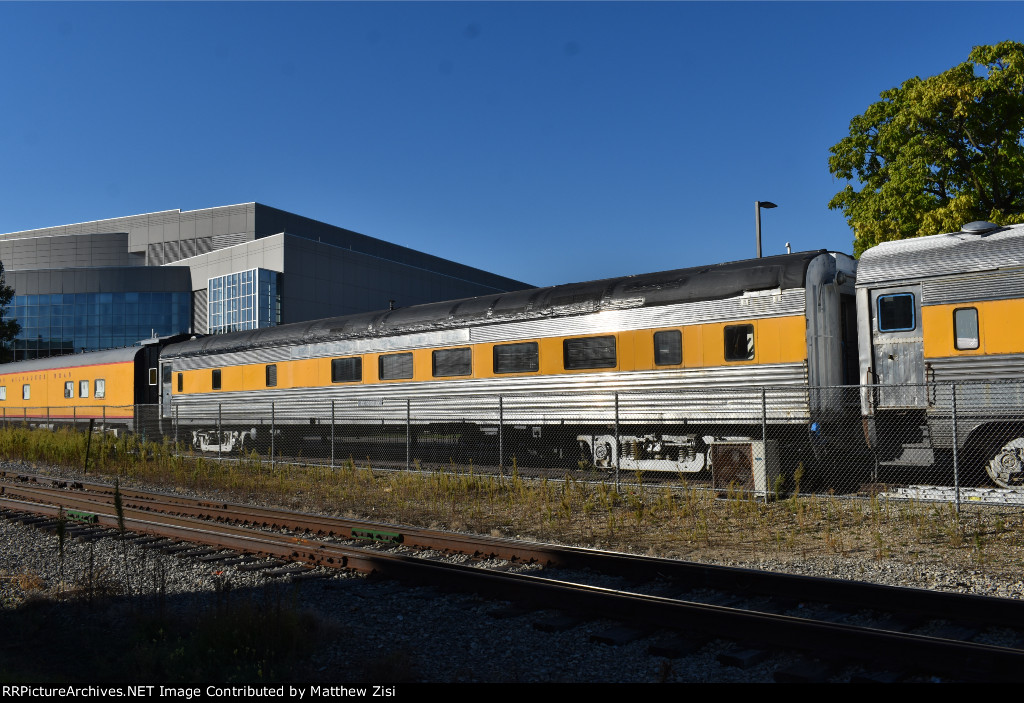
857, 221, 1024, 487
0, 340, 166, 429
161, 250, 857, 473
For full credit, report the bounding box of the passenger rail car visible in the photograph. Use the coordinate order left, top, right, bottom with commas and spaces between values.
158, 250, 859, 473
0, 338, 171, 430
6, 221, 1023, 489
858, 221, 1024, 487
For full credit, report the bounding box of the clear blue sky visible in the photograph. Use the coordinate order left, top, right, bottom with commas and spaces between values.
1, 1, 1020, 287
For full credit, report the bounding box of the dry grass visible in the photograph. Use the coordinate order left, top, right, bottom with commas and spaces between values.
4, 425, 1024, 582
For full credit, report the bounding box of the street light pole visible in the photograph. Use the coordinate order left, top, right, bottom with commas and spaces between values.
755, 201, 777, 258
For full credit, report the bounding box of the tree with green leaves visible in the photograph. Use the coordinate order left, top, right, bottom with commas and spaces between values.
0, 261, 19, 362
829, 41, 1024, 256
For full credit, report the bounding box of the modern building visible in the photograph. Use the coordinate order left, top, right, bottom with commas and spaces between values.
0, 203, 529, 360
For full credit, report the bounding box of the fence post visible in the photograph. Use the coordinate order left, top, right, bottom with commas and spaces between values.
73, 405, 76, 429
614, 391, 620, 492
46, 405, 50, 429
406, 398, 411, 471
102, 406, 106, 436
271, 402, 275, 470
498, 395, 504, 478
174, 405, 179, 447
218, 403, 222, 460
331, 400, 335, 470
952, 383, 960, 514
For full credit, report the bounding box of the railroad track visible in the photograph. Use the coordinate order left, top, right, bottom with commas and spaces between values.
3, 469, 1024, 682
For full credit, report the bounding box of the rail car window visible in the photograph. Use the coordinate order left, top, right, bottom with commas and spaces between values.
493, 342, 539, 374
954, 308, 980, 350
564, 336, 617, 370
433, 348, 472, 377
94, 379, 105, 399
877, 293, 916, 332
149, 368, 158, 386
79, 380, 89, 398
266, 364, 277, 387
22, 384, 30, 400
331, 357, 362, 383
0, 387, 5, 401
654, 330, 682, 366
177, 373, 183, 393
64, 381, 73, 399
724, 325, 755, 361
379, 353, 413, 380
212, 369, 222, 390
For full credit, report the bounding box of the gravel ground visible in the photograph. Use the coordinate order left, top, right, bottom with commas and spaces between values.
3, 462, 1023, 683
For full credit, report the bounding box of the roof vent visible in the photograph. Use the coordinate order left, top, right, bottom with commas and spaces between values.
960, 221, 1001, 235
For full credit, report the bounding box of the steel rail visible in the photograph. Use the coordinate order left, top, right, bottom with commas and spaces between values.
7, 473, 1024, 631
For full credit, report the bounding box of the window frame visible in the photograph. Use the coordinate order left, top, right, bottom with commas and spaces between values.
64, 381, 74, 399
724, 324, 755, 362
265, 364, 278, 387
953, 307, 980, 351
331, 357, 363, 384
177, 373, 183, 393
432, 347, 473, 378
653, 329, 683, 367
79, 380, 89, 398
877, 293, 917, 333
212, 369, 222, 391
493, 342, 540, 374
563, 335, 617, 370
94, 379, 105, 399
23, 384, 30, 400
0, 386, 6, 401
379, 352, 414, 381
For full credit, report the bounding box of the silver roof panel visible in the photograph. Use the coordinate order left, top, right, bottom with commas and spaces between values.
857, 224, 1024, 286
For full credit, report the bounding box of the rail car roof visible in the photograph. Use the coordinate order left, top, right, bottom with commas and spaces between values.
857, 223, 1024, 286
0, 346, 141, 374
163, 250, 831, 359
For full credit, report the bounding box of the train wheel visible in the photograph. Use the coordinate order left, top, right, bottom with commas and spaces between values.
985, 437, 1024, 488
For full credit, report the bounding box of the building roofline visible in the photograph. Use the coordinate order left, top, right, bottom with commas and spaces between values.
0, 202, 257, 238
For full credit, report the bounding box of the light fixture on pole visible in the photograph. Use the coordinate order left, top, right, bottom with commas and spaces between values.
755, 201, 777, 258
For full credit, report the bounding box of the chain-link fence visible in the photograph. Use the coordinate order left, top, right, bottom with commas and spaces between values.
8, 380, 1024, 507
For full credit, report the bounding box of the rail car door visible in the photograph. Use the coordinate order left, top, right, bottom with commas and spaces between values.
869, 284, 927, 408
160, 362, 172, 417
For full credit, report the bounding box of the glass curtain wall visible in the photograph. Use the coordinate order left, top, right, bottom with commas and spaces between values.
208, 269, 281, 334
10, 291, 191, 360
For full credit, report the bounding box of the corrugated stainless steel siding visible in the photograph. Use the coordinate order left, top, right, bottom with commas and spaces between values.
922, 268, 1024, 305
168, 362, 811, 424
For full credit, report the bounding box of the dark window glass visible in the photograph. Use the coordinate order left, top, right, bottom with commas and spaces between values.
724, 324, 755, 361
493, 342, 539, 374
432, 348, 472, 377
266, 364, 277, 387
149, 368, 158, 386
954, 308, 980, 350
563, 336, 617, 370
212, 369, 222, 390
331, 357, 362, 383
877, 293, 916, 332
379, 353, 413, 380
177, 373, 183, 393
653, 330, 682, 366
